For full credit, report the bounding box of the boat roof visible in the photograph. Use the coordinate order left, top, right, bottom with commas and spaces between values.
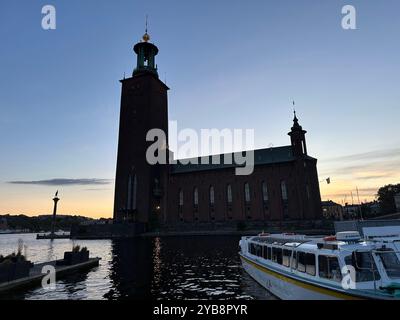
247, 234, 379, 253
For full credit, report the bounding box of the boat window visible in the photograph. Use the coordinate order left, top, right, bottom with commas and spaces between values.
262, 246, 269, 260
345, 253, 381, 282
376, 250, 400, 279
305, 253, 316, 276
318, 255, 342, 282
249, 243, 255, 255
297, 252, 315, 275
291, 251, 297, 269
283, 249, 292, 267
267, 246, 272, 260
256, 244, 262, 257
272, 247, 283, 265
297, 252, 306, 272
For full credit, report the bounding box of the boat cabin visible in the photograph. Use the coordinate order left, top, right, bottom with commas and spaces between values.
240, 232, 400, 292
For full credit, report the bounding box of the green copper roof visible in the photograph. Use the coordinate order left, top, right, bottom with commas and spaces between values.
170, 146, 316, 174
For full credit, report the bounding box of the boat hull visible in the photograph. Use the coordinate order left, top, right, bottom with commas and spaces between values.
241, 255, 361, 300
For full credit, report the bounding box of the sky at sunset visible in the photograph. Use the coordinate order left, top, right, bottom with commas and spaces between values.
1, 0, 400, 218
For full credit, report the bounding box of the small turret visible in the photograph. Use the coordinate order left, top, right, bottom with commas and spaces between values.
288, 111, 308, 157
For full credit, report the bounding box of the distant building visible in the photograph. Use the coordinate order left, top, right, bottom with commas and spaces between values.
365, 201, 381, 216
80, 218, 113, 226
321, 201, 343, 220
344, 204, 361, 219
395, 193, 400, 212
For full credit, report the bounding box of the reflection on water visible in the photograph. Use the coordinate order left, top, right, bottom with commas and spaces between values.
0, 234, 274, 300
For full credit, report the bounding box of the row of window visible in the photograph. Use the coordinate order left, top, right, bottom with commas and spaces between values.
178, 181, 289, 207
248, 243, 342, 282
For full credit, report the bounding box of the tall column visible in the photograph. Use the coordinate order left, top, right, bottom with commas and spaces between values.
51, 192, 60, 236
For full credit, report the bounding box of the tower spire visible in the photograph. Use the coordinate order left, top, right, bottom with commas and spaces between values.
133, 17, 159, 77
292, 100, 298, 122
288, 103, 308, 156
143, 15, 150, 42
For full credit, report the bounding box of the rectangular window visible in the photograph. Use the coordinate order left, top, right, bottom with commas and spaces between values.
283, 249, 292, 267
345, 253, 381, 282
291, 251, 297, 269
262, 246, 268, 260
318, 255, 342, 282
249, 243, 255, 255
305, 253, 316, 276
267, 247, 272, 260
272, 247, 283, 265
256, 245, 263, 257
377, 250, 400, 279
297, 252, 306, 272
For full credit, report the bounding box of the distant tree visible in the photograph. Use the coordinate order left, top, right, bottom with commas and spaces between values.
377, 184, 400, 214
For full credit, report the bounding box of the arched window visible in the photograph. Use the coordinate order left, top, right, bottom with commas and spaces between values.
127, 175, 132, 210
209, 186, 215, 206
281, 181, 288, 201
179, 189, 184, 207
227, 184, 233, 204
244, 183, 251, 203
132, 174, 137, 210
127, 174, 137, 210
262, 181, 269, 202
194, 187, 199, 206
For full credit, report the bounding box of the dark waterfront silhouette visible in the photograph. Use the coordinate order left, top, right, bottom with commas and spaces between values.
0, 234, 274, 300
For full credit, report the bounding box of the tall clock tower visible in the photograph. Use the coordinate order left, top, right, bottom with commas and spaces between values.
113, 30, 169, 225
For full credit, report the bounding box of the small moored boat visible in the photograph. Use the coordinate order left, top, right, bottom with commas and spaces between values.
239, 231, 400, 300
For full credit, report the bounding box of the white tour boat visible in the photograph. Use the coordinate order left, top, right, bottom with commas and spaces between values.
239, 231, 400, 300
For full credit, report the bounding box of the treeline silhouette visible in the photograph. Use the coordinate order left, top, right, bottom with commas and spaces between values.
0, 214, 94, 232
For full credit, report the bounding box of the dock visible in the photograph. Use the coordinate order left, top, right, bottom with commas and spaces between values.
0, 258, 100, 293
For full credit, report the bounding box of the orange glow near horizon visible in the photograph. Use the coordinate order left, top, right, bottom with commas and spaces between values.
1, 151, 400, 218
0, 184, 114, 219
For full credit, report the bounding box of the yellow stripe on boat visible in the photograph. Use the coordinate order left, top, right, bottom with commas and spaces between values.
240, 255, 363, 300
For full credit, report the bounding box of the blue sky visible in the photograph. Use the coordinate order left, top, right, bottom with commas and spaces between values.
1, 0, 399, 217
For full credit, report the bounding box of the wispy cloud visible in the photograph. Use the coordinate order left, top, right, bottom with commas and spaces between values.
8, 178, 112, 186
322, 148, 400, 163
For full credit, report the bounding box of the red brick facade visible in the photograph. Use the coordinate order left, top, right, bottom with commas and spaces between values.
113, 37, 323, 226
165, 155, 322, 224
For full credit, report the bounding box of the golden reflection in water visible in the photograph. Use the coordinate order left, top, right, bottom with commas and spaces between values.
152, 237, 162, 288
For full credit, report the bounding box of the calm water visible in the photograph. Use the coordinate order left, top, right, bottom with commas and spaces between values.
0, 234, 274, 300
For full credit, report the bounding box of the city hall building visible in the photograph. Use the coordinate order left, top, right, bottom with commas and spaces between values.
113, 31, 323, 229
